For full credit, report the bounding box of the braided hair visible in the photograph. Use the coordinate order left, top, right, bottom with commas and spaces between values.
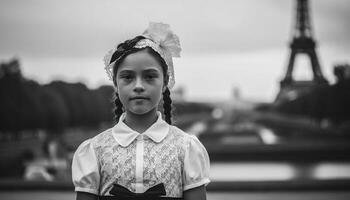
113, 92, 124, 123
110, 36, 173, 124
162, 87, 173, 124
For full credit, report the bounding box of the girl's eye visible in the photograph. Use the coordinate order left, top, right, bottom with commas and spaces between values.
145, 73, 158, 80
145, 75, 154, 80
120, 74, 133, 81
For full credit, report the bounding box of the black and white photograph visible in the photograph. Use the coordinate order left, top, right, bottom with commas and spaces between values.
0, 0, 350, 199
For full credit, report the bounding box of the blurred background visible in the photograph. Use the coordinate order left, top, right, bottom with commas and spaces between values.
0, 0, 349, 199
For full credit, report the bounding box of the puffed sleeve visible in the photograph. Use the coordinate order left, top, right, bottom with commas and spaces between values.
183, 135, 210, 191
72, 139, 100, 195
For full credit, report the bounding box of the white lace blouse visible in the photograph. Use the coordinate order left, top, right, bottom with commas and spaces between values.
72, 112, 210, 197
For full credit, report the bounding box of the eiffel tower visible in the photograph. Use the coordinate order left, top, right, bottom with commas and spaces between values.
275, 0, 328, 104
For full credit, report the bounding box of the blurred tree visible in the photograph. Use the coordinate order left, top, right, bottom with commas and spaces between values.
0, 58, 116, 133
0, 58, 22, 132
45, 81, 114, 127
277, 73, 350, 124
19, 80, 46, 130
94, 85, 114, 122
46, 81, 85, 127
41, 85, 69, 131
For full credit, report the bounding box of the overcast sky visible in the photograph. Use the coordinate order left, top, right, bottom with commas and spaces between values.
1, 0, 349, 102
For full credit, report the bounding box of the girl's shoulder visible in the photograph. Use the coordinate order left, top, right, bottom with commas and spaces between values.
75, 128, 114, 152
91, 128, 113, 143
168, 125, 208, 154
168, 125, 189, 138
167, 125, 200, 145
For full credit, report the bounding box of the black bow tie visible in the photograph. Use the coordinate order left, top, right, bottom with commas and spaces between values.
109, 183, 166, 200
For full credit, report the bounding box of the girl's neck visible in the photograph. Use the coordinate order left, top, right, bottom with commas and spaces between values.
124, 108, 158, 133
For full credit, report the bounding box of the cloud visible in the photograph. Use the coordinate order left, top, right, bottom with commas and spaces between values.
1, 0, 349, 57
0, 0, 349, 101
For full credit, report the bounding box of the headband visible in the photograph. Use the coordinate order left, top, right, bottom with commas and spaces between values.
103, 22, 181, 89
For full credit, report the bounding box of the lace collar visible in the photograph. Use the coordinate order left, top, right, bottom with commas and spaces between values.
111, 111, 170, 147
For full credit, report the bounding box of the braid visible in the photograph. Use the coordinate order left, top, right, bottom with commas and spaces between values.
162, 87, 173, 125
113, 92, 124, 122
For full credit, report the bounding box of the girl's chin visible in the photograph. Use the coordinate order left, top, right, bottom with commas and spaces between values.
128, 107, 155, 115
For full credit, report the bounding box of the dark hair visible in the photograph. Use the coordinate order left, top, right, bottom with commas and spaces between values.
112, 36, 173, 124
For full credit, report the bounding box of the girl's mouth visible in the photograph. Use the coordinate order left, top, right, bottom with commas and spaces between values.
130, 96, 149, 100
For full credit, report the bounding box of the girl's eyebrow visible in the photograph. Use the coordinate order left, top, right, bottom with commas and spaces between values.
118, 67, 161, 74
118, 69, 134, 74
143, 68, 161, 73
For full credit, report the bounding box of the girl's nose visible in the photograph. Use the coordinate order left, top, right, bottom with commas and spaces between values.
133, 77, 145, 92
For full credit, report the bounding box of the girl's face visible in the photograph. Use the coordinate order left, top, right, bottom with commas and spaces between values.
115, 49, 165, 115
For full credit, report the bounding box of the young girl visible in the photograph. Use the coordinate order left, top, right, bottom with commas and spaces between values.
72, 22, 210, 200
